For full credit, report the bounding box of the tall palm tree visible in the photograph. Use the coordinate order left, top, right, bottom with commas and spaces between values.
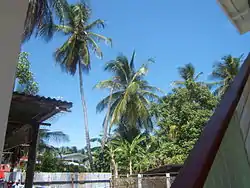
173, 63, 204, 87
38, 2, 111, 169
210, 54, 243, 97
23, 0, 68, 42
95, 52, 160, 144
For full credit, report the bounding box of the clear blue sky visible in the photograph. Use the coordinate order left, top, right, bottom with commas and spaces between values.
22, 0, 250, 148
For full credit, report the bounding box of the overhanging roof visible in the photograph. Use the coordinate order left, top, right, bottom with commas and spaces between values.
217, 0, 250, 34
4, 92, 73, 150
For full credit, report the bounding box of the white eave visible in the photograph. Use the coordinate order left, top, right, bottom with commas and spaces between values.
217, 0, 250, 34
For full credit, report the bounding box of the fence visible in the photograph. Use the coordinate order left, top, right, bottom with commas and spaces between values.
110, 173, 176, 188
4, 172, 176, 187
4, 172, 111, 188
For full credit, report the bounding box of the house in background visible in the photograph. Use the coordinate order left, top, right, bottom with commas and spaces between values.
60, 153, 86, 166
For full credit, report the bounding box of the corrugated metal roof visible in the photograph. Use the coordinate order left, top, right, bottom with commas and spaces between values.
12, 91, 72, 107
217, 0, 250, 34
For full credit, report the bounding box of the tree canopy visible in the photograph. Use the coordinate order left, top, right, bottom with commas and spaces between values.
15, 52, 39, 95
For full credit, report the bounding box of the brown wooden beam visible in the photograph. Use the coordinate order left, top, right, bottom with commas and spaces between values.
25, 124, 39, 188
8, 120, 51, 126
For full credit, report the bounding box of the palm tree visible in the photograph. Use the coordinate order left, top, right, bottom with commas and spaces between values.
38, 2, 111, 169
23, 0, 68, 42
210, 54, 243, 97
38, 129, 69, 153
95, 52, 160, 144
173, 63, 204, 87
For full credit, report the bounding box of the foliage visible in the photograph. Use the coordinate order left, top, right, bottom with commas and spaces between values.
36, 151, 62, 172
95, 52, 161, 143
38, 129, 69, 153
23, 0, 68, 42
90, 137, 111, 173
154, 80, 218, 164
38, 1, 111, 170
115, 135, 146, 175
39, 1, 112, 75
15, 52, 39, 95
210, 54, 243, 97
173, 63, 204, 87
35, 151, 87, 172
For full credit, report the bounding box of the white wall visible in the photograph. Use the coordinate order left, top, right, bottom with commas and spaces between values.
0, 0, 28, 163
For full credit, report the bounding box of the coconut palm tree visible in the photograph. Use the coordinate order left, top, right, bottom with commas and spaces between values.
95, 52, 160, 144
37, 2, 111, 169
23, 0, 69, 42
210, 54, 243, 97
173, 63, 204, 87
38, 129, 69, 153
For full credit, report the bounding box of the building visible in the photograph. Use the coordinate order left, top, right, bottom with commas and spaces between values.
217, 0, 250, 34
60, 153, 86, 166
3, 92, 72, 188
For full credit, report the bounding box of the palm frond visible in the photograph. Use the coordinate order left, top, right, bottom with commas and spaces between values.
88, 32, 112, 46
39, 129, 69, 144
96, 91, 123, 113
94, 79, 115, 89
86, 36, 103, 58
130, 51, 136, 72
85, 19, 105, 30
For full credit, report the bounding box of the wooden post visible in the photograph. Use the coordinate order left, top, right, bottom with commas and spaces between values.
166, 173, 171, 188
25, 124, 39, 188
138, 174, 143, 188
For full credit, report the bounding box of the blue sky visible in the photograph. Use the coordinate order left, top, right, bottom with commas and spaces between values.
23, 0, 250, 148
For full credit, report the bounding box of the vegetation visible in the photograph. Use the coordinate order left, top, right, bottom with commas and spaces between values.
36, 1, 111, 170
18, 0, 243, 177
38, 129, 70, 153
210, 54, 243, 97
23, 0, 68, 41
95, 52, 160, 145
15, 52, 39, 95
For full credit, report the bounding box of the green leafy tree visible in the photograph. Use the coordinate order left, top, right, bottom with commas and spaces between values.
115, 135, 146, 175
15, 52, 39, 95
95, 52, 160, 144
36, 151, 61, 172
38, 1, 111, 170
155, 80, 218, 165
211, 54, 243, 97
89, 137, 112, 173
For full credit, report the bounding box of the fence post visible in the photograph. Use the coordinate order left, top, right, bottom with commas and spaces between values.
138, 174, 143, 188
166, 173, 171, 188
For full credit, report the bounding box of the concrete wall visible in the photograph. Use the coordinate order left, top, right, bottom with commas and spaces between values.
204, 76, 250, 187
0, 0, 28, 163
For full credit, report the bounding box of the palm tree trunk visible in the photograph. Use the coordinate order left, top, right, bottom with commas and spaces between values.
111, 153, 118, 178
101, 87, 113, 149
129, 160, 132, 175
78, 63, 93, 170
